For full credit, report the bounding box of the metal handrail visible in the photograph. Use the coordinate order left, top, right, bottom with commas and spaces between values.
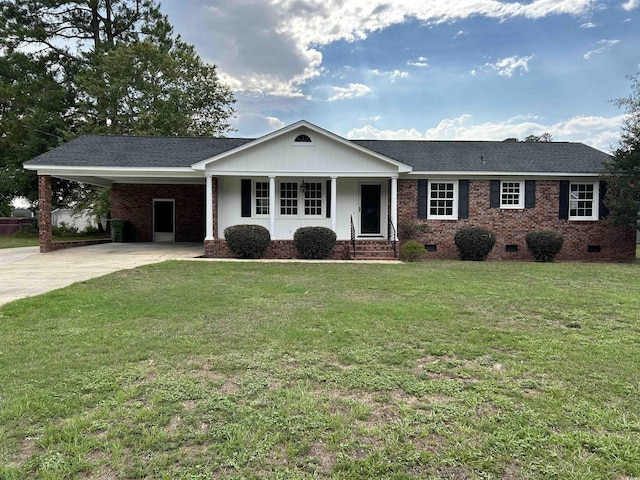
388, 218, 397, 258
350, 215, 356, 259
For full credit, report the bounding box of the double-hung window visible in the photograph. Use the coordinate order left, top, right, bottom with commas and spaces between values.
569, 182, 598, 220
280, 182, 298, 215
428, 181, 458, 220
500, 181, 524, 209
304, 182, 323, 216
255, 181, 269, 216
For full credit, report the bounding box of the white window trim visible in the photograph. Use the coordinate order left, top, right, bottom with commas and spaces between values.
500, 180, 525, 210
569, 181, 599, 221
277, 180, 325, 218
254, 180, 270, 218
278, 181, 300, 217
302, 181, 324, 218
427, 180, 459, 220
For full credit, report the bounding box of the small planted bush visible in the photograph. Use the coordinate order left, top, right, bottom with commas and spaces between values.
401, 240, 426, 262
454, 227, 496, 261
294, 226, 337, 259
224, 224, 271, 259
525, 231, 564, 262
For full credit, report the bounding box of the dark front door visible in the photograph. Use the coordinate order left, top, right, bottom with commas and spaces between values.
153, 200, 175, 242
360, 184, 381, 235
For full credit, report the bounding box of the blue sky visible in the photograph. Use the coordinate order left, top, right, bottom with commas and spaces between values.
161, 0, 640, 151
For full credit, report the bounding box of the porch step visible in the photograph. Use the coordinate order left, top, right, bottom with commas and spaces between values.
352, 240, 398, 260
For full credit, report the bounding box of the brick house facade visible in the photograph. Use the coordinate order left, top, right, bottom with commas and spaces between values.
397, 179, 635, 261
24, 120, 636, 261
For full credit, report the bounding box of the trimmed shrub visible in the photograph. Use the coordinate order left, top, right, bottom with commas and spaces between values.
294, 226, 337, 259
401, 240, 426, 262
224, 224, 271, 258
525, 231, 564, 262
454, 227, 496, 261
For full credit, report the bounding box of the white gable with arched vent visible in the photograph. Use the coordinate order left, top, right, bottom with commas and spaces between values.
191, 120, 411, 177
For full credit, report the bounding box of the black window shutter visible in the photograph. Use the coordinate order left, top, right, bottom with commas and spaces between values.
525, 180, 536, 208
490, 180, 500, 208
599, 181, 609, 219
458, 180, 470, 219
559, 180, 570, 220
241, 179, 251, 217
417, 179, 428, 218
326, 180, 331, 218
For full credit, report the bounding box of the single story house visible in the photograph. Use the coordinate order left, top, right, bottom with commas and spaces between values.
24, 120, 635, 261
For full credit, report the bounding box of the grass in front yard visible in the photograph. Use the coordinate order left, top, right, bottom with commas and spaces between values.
1, 261, 639, 479
0, 233, 110, 249
0, 234, 40, 249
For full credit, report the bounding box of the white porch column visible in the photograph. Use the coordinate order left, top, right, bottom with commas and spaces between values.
205, 173, 214, 240
330, 176, 337, 232
390, 176, 398, 241
269, 176, 276, 239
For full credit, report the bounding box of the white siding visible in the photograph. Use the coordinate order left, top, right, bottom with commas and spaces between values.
208, 129, 398, 176
218, 177, 388, 240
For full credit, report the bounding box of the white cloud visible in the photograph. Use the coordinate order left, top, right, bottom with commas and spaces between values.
169, 0, 596, 97
360, 115, 382, 122
579, 22, 597, 28
408, 56, 430, 67
583, 39, 621, 59
232, 114, 286, 138
346, 113, 626, 152
622, 0, 639, 11
485, 55, 534, 77
327, 83, 373, 102
371, 69, 410, 81
347, 125, 425, 140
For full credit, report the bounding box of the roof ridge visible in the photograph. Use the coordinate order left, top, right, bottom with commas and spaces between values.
83, 134, 255, 141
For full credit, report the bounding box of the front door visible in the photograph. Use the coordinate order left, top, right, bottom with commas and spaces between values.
153, 199, 175, 242
360, 184, 381, 235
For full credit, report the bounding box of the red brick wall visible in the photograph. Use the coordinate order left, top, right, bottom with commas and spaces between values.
398, 179, 636, 261
110, 184, 205, 242
38, 175, 53, 253
205, 239, 352, 260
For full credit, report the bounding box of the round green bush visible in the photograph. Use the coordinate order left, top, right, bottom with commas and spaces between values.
401, 240, 426, 262
454, 227, 496, 261
293, 227, 337, 259
224, 224, 271, 258
525, 231, 564, 262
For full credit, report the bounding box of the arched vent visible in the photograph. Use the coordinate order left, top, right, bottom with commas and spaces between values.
294, 134, 312, 143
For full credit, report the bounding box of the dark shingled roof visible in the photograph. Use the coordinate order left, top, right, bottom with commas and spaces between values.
353, 140, 610, 173
24, 135, 254, 168
24, 134, 611, 173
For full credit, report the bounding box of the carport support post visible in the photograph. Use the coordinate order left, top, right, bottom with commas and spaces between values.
38, 175, 53, 253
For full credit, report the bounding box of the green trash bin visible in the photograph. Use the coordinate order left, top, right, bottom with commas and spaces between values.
111, 219, 125, 242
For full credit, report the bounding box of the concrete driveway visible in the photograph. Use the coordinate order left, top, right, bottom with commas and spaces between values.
0, 242, 203, 306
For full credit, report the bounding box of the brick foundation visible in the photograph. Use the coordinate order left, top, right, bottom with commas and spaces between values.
205, 239, 353, 260
398, 179, 636, 261
110, 184, 205, 242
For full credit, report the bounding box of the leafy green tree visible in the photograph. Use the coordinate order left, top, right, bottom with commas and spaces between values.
604, 74, 640, 230
524, 133, 553, 142
0, 0, 235, 214
0, 52, 72, 209
76, 39, 234, 136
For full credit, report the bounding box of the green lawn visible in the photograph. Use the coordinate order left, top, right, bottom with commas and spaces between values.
1, 261, 639, 479
0, 234, 110, 249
